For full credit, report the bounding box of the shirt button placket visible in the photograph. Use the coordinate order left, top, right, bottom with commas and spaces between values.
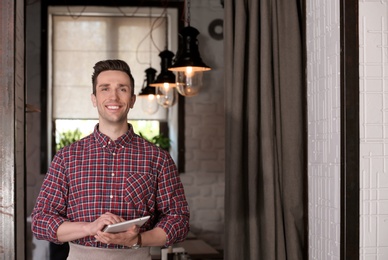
110, 143, 116, 203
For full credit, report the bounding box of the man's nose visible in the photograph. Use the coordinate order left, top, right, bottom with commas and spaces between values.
109, 89, 119, 100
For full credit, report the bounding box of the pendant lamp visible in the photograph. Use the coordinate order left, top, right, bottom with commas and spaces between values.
168, 0, 211, 97
150, 50, 177, 108
138, 67, 159, 115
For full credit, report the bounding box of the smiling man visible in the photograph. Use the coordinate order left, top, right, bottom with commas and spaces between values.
31, 59, 190, 260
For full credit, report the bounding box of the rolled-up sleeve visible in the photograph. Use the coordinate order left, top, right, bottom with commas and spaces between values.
31, 152, 69, 244
155, 155, 190, 246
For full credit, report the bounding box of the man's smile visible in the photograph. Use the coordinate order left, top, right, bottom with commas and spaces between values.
106, 105, 120, 110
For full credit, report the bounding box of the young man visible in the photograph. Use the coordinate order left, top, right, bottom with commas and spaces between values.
31, 59, 190, 259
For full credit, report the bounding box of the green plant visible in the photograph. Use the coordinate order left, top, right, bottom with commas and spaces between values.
56, 128, 82, 151
140, 132, 171, 151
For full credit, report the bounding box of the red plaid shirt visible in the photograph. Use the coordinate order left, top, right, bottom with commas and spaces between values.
31, 124, 190, 248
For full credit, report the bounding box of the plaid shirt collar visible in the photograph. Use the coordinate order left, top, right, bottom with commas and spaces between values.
93, 123, 135, 148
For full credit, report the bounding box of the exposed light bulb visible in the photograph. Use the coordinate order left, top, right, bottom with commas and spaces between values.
175, 67, 204, 97
141, 94, 159, 115
156, 83, 177, 108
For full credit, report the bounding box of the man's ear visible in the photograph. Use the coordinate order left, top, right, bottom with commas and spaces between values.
130, 95, 136, 109
91, 93, 97, 107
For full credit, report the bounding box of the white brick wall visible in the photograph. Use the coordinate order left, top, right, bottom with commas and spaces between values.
359, 1, 388, 259
306, 0, 341, 259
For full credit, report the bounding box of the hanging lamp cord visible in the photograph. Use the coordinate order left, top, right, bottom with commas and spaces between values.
186, 0, 191, 26
165, 11, 168, 50
149, 7, 152, 67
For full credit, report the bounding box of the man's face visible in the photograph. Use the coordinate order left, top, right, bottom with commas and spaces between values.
91, 70, 136, 126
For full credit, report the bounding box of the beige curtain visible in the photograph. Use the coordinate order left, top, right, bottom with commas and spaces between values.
224, 0, 306, 259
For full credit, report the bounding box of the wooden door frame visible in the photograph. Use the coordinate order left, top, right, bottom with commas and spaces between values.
340, 0, 359, 259
0, 0, 26, 259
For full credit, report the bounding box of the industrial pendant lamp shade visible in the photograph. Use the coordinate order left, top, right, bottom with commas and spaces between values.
150, 50, 176, 87
138, 67, 159, 115
169, 26, 211, 97
149, 50, 177, 108
168, 26, 211, 72
139, 67, 157, 96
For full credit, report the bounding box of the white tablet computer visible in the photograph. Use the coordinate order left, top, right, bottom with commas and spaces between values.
102, 216, 150, 233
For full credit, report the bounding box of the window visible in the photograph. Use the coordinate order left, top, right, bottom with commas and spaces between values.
44, 6, 181, 170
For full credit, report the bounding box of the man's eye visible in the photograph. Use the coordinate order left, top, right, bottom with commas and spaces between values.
120, 88, 127, 92
101, 88, 108, 91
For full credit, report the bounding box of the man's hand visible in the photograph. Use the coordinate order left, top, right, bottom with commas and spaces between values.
94, 224, 139, 247
57, 212, 125, 242
84, 212, 125, 236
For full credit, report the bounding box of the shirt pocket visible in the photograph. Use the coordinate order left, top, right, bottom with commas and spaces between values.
124, 172, 156, 213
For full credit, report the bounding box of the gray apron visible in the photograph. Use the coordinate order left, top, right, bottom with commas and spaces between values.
67, 242, 151, 260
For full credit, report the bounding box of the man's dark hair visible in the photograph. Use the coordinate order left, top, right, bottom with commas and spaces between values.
91, 59, 135, 95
